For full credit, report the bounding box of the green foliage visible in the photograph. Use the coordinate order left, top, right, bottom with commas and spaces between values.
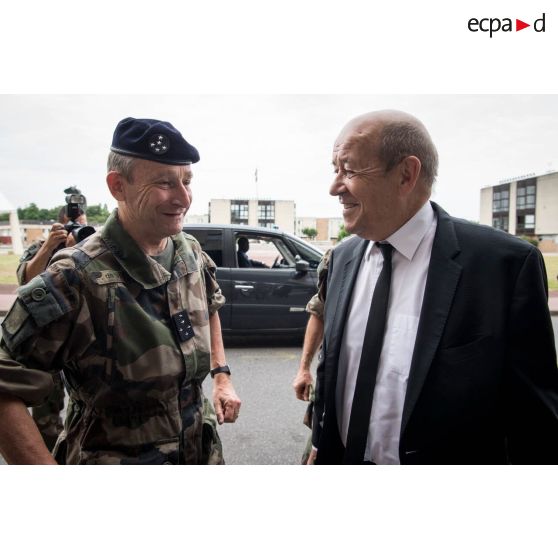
337, 224, 350, 241
86, 204, 111, 224
519, 235, 539, 247
15, 202, 111, 224
302, 227, 318, 239
17, 203, 60, 221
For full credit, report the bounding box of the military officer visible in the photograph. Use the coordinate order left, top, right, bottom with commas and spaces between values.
0, 117, 241, 464
292, 248, 330, 463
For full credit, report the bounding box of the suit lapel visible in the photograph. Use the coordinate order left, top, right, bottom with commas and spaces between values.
323, 238, 369, 408
401, 203, 462, 435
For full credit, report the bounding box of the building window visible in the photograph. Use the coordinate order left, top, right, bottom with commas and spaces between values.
516, 179, 536, 210
492, 215, 509, 232
493, 187, 509, 211
258, 201, 275, 228
517, 213, 536, 233
231, 200, 249, 225
491, 184, 509, 232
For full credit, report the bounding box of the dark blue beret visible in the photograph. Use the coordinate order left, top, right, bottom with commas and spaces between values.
110, 117, 200, 165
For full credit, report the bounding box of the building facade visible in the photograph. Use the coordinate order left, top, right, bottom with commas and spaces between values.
0, 221, 51, 249
479, 171, 558, 252
209, 199, 295, 234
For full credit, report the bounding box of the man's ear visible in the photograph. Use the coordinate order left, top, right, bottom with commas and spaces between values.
106, 171, 126, 202
398, 156, 422, 195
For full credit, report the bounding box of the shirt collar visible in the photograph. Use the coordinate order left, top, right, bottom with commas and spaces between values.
371, 201, 435, 262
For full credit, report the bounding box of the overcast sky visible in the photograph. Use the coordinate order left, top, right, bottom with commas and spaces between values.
0, 94, 556, 221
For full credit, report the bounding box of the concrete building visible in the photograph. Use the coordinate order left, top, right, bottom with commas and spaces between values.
479, 170, 558, 252
0, 221, 59, 249
209, 199, 295, 234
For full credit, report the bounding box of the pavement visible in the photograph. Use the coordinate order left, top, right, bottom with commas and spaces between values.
1, 283, 557, 315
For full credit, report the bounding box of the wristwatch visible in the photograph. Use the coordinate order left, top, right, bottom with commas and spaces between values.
210, 365, 231, 378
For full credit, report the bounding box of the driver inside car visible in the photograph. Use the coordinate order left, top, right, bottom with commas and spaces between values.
237, 237, 269, 268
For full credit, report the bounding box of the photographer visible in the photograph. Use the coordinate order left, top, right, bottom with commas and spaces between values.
16, 201, 89, 451
17, 206, 88, 285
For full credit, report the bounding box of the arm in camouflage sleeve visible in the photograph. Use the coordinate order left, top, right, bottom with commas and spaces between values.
0, 339, 59, 464
200, 250, 242, 425
209, 311, 241, 425
292, 249, 330, 401
17, 224, 69, 285
0, 257, 84, 463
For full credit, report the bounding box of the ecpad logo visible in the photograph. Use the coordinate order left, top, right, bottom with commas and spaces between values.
468, 13, 546, 37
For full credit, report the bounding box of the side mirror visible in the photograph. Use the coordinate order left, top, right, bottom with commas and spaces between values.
295, 259, 309, 273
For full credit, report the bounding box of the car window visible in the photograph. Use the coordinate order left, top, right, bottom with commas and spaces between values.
184, 229, 223, 267
285, 238, 322, 269
235, 233, 296, 269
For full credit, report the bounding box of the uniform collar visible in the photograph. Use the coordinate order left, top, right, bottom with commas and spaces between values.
101, 210, 198, 289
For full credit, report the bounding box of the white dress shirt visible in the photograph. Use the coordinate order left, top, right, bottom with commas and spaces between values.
336, 201, 437, 464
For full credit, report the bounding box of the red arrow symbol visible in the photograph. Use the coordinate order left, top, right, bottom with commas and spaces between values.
516, 19, 530, 31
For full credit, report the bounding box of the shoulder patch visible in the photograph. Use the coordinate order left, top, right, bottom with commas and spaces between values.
1, 299, 34, 351
17, 274, 72, 328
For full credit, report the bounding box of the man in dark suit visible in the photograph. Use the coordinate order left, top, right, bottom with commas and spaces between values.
310, 110, 558, 465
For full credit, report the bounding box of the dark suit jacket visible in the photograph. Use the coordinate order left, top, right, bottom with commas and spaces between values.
313, 202, 558, 464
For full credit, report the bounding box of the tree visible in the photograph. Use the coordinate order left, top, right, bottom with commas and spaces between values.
86, 204, 111, 224
302, 227, 318, 239
337, 224, 350, 241
18, 203, 41, 220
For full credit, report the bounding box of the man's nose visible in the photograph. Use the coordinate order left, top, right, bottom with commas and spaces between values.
329, 173, 345, 197
174, 183, 192, 207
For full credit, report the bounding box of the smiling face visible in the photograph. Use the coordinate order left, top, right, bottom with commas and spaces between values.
329, 119, 402, 241
107, 158, 193, 252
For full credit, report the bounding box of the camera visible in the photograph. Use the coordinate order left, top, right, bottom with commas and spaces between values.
63, 186, 95, 242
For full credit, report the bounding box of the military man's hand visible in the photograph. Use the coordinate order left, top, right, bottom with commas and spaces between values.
213, 374, 241, 424
293, 368, 314, 401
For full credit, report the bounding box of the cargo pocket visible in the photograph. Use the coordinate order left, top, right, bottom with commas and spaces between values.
201, 395, 224, 465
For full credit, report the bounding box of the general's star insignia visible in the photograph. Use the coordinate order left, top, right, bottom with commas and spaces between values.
148, 133, 170, 155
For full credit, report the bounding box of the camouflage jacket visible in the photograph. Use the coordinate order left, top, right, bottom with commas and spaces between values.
305, 248, 331, 320
16, 238, 46, 285
0, 210, 225, 464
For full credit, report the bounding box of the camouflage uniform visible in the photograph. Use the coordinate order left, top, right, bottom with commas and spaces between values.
1, 210, 225, 464
300, 248, 331, 464
16, 239, 66, 451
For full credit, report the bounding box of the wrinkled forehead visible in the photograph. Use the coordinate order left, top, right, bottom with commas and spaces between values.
133, 158, 193, 181
332, 129, 378, 166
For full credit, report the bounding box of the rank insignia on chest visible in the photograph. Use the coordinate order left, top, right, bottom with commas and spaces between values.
172, 311, 195, 342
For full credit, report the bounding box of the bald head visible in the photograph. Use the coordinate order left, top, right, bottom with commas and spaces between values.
337, 110, 439, 191
330, 110, 438, 240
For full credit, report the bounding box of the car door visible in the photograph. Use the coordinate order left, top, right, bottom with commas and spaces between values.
230, 231, 316, 332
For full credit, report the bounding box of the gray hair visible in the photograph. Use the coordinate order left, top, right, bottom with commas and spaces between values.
107, 151, 137, 182
379, 121, 439, 188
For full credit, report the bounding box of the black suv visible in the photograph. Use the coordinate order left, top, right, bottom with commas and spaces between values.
183, 224, 323, 335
